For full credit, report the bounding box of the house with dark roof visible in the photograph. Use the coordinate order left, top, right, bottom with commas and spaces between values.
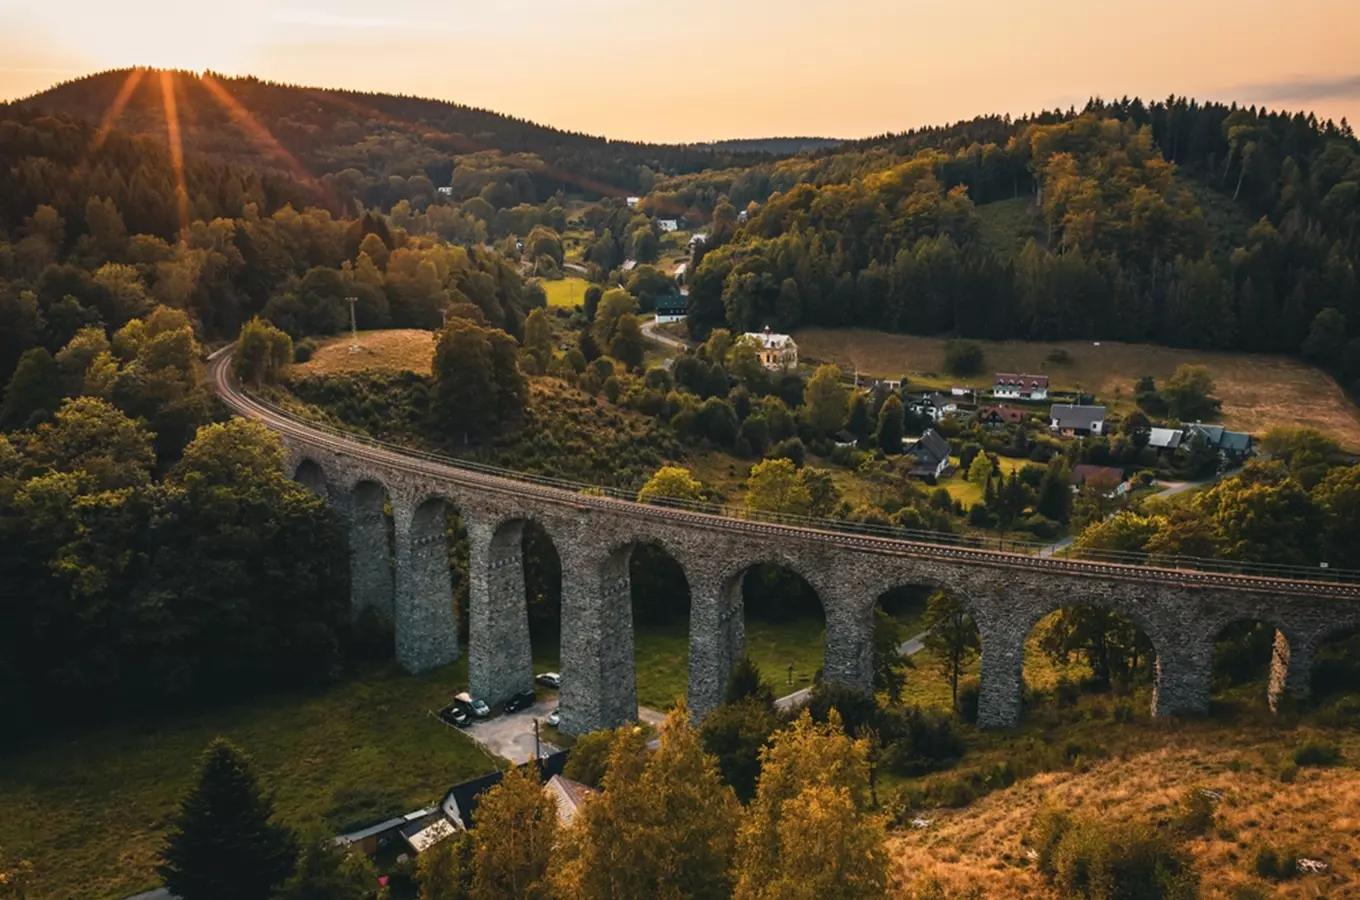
1147, 427, 1184, 450
1050, 404, 1106, 437
975, 405, 1026, 427
906, 392, 958, 423
1187, 423, 1253, 461
905, 429, 952, 482
994, 373, 1049, 401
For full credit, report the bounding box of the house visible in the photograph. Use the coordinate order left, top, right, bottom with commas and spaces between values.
441, 751, 571, 831
655, 294, 688, 324
621, 259, 638, 273
436, 186, 454, 196
1187, 423, 1253, 461
626, 196, 641, 208
689, 233, 708, 248
975, 405, 1026, 427
400, 812, 457, 854
1147, 427, 1184, 451
335, 807, 441, 856
905, 429, 952, 481
657, 218, 679, 233
544, 775, 595, 826
1050, 404, 1106, 437
834, 429, 859, 448
950, 386, 972, 398
673, 262, 688, 284
743, 327, 798, 371
906, 392, 958, 423
994, 373, 1050, 401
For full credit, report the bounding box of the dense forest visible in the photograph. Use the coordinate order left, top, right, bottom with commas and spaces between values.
16, 69, 775, 213
681, 100, 1360, 391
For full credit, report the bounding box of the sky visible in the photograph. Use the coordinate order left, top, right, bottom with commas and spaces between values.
2, 0, 1358, 144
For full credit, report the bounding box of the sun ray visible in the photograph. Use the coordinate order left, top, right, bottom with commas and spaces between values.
90, 67, 145, 153
200, 73, 328, 202
159, 69, 190, 237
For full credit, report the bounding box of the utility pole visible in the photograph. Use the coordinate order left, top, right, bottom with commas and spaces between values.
533, 718, 541, 762
346, 296, 360, 352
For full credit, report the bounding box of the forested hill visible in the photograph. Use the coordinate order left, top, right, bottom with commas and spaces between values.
15, 69, 774, 210
676, 100, 1360, 393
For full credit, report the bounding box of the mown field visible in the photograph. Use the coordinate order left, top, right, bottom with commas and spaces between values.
540, 276, 591, 309
795, 327, 1360, 447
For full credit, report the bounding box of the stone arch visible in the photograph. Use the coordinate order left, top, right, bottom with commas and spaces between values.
293, 457, 329, 496
1305, 617, 1360, 703
466, 514, 562, 706
392, 492, 461, 674
348, 479, 395, 621
1205, 613, 1297, 710
862, 572, 982, 713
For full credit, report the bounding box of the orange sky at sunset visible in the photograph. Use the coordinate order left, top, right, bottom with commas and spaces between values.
2, 0, 1358, 143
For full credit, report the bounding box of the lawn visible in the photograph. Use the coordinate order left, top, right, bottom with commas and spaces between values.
0, 662, 496, 900
540, 276, 592, 309
294, 328, 436, 376
795, 327, 1360, 448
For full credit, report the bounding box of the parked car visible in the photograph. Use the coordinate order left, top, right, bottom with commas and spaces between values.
503, 689, 536, 713
546, 708, 561, 727
456, 691, 490, 718
442, 705, 469, 727
535, 672, 562, 689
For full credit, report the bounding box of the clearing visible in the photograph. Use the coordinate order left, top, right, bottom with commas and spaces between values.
540, 276, 591, 309
295, 329, 436, 376
795, 327, 1360, 447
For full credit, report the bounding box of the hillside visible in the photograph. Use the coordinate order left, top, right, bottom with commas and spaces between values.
15, 69, 774, 209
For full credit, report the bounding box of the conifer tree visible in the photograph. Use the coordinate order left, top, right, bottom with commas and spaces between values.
158, 738, 297, 900
876, 395, 904, 455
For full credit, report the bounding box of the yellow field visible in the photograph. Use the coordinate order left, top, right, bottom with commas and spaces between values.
891, 723, 1360, 899
796, 328, 1360, 447
294, 329, 436, 375
541, 276, 591, 308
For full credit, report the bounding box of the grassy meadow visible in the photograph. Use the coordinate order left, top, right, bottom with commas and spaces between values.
540, 276, 592, 309
0, 662, 494, 900
794, 327, 1360, 447
295, 328, 436, 376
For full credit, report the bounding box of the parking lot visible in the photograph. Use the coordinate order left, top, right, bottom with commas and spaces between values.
463, 697, 561, 763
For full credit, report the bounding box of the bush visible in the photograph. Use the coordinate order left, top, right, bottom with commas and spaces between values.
1023, 514, 1060, 539
1047, 348, 1073, 365
1171, 788, 1216, 838
1293, 738, 1342, 767
956, 678, 980, 724
1253, 845, 1300, 881
767, 437, 806, 468
878, 706, 965, 776
1048, 818, 1200, 899
292, 337, 317, 363
944, 340, 984, 376
968, 503, 990, 527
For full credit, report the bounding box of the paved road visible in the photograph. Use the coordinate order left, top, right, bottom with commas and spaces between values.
462, 698, 561, 764
775, 630, 930, 711
641, 315, 689, 350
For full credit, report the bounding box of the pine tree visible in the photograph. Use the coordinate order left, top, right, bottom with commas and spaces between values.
876, 395, 904, 455
158, 739, 297, 900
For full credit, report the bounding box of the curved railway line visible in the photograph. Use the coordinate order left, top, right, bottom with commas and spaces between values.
208, 349, 1360, 602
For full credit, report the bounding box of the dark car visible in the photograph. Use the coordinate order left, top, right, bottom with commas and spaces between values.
503, 689, 536, 713
438, 703, 470, 727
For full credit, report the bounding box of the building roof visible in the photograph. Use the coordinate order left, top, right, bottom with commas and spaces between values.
909, 392, 954, 408
1147, 427, 1183, 449
655, 295, 687, 314
995, 373, 1050, 390
744, 328, 795, 350
1051, 404, 1106, 431
1220, 430, 1253, 453
400, 814, 457, 854
977, 405, 1025, 424
907, 429, 951, 465
442, 751, 570, 830
544, 775, 595, 826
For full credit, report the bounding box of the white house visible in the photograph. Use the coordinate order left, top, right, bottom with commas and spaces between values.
436, 186, 455, 196
689, 233, 708, 248
625, 196, 641, 208
657, 218, 679, 233
1050, 404, 1106, 437
906, 392, 958, 423
743, 327, 798, 371
994, 373, 1049, 401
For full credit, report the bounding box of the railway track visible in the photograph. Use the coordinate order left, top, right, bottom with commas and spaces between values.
208, 349, 1360, 601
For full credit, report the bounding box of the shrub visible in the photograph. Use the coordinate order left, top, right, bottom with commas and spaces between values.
1049, 818, 1199, 899
1171, 788, 1216, 838
1023, 514, 1060, 539
878, 707, 965, 776
292, 337, 317, 363
1293, 738, 1342, 767
1047, 348, 1073, 365
968, 503, 990, 527
944, 340, 984, 376
956, 678, 980, 724
1253, 845, 1300, 881
767, 437, 806, 468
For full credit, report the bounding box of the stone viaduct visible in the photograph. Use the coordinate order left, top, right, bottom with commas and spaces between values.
211, 354, 1360, 736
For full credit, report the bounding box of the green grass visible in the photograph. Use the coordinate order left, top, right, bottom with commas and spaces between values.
0, 662, 496, 900
541, 276, 592, 308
